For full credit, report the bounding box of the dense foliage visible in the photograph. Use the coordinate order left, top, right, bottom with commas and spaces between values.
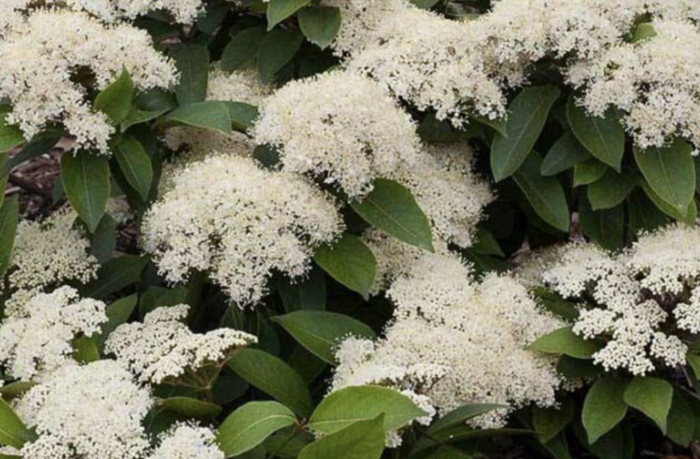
1, 0, 700, 458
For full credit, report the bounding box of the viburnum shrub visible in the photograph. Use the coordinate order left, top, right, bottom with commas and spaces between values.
1, 0, 700, 458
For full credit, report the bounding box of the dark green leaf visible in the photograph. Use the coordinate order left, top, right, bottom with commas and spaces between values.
623, 376, 673, 434
308, 386, 425, 435
582, 377, 629, 444
298, 415, 385, 459
491, 86, 560, 181
641, 181, 696, 224
220, 28, 266, 71
298, 6, 341, 49
72, 336, 100, 363
82, 255, 149, 298
533, 398, 574, 443
268, 0, 312, 29
512, 153, 570, 232
579, 195, 624, 251
0, 114, 24, 154
573, 159, 609, 187
121, 107, 168, 132
350, 179, 434, 251
427, 404, 505, 435
0, 196, 19, 278
313, 234, 377, 297
224, 102, 259, 131
160, 397, 221, 418
634, 138, 695, 214
628, 190, 669, 237
164, 101, 233, 135
172, 45, 210, 105
587, 169, 638, 210
112, 135, 153, 201
228, 349, 313, 417
0, 399, 32, 449
0, 132, 59, 179
272, 311, 375, 364
567, 97, 625, 171
277, 266, 326, 312
60, 151, 110, 233
90, 214, 117, 263
94, 294, 137, 351
541, 132, 591, 176
258, 29, 304, 83
94, 69, 134, 125
667, 390, 695, 447
528, 326, 601, 359
218, 401, 296, 457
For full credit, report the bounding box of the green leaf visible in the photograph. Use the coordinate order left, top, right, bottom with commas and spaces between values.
579, 196, 625, 251
164, 101, 233, 135
90, 214, 117, 263
350, 179, 434, 251
228, 349, 313, 417
540, 132, 591, 176
267, 0, 312, 30
582, 377, 629, 444
218, 401, 296, 457
0, 196, 19, 278
298, 6, 341, 49
587, 170, 638, 210
160, 397, 221, 418
94, 294, 137, 351
277, 267, 326, 312
533, 398, 574, 443
0, 132, 59, 179
313, 235, 377, 297
272, 311, 376, 364
528, 326, 600, 359
667, 390, 695, 447
82, 255, 149, 298
641, 181, 696, 224
299, 414, 385, 459
258, 29, 304, 83
567, 98, 625, 171
0, 398, 32, 449
628, 190, 669, 237
120, 107, 168, 132
112, 135, 153, 201
72, 336, 100, 363
172, 44, 210, 106
573, 159, 608, 187
512, 153, 570, 232
0, 114, 24, 154
60, 151, 110, 233
631, 23, 657, 43
224, 102, 259, 132
427, 403, 505, 435
634, 138, 695, 214
491, 86, 560, 181
220, 28, 266, 71
623, 376, 673, 434
410, 0, 441, 8
308, 385, 426, 435
94, 69, 134, 125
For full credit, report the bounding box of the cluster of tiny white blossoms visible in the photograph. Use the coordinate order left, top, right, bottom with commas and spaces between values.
567, 19, 700, 149
142, 154, 343, 305
0, 287, 106, 381
252, 70, 421, 199
0, 9, 177, 154
538, 224, 700, 375
105, 304, 256, 384
148, 424, 224, 459
164, 68, 270, 158
4, 208, 98, 314
2, 0, 208, 24
332, 252, 564, 433
15, 360, 153, 459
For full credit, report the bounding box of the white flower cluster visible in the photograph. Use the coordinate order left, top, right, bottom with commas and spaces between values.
0, 9, 177, 154
3, 0, 207, 24
252, 70, 420, 199
332, 252, 563, 431
148, 424, 224, 459
0, 287, 106, 381
142, 155, 343, 305
540, 224, 700, 375
105, 304, 257, 384
15, 360, 153, 459
567, 19, 700, 149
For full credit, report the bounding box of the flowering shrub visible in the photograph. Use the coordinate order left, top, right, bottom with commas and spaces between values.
1, 1, 700, 459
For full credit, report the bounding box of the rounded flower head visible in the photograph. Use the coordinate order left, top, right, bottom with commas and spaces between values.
252, 70, 421, 199
149, 423, 225, 459
143, 154, 343, 305
16, 360, 153, 459
0, 287, 107, 381
105, 304, 257, 384
332, 252, 563, 431
0, 9, 177, 153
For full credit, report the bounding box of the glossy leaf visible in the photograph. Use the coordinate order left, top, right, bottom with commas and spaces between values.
0, 196, 18, 278
587, 169, 638, 210
258, 30, 304, 83
218, 401, 296, 457
528, 326, 600, 359
220, 28, 266, 71
164, 101, 233, 135
94, 69, 134, 125
60, 151, 110, 233
160, 397, 221, 418
623, 376, 673, 434
540, 132, 591, 176
513, 153, 570, 232
567, 97, 625, 171
299, 415, 385, 459
112, 135, 153, 201
172, 45, 210, 105
582, 377, 629, 444
314, 235, 376, 297
267, 0, 312, 29
298, 6, 341, 49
